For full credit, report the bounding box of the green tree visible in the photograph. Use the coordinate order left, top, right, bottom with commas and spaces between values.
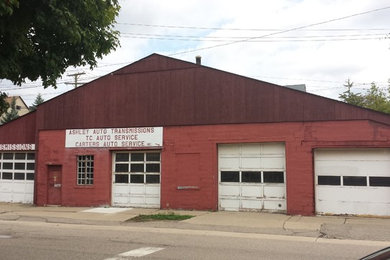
0, 0, 120, 88
1, 96, 19, 124
339, 79, 390, 114
0, 91, 9, 116
29, 93, 45, 111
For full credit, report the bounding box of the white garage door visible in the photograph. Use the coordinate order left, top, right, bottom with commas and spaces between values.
0, 152, 35, 203
315, 149, 390, 216
218, 143, 286, 212
112, 151, 160, 208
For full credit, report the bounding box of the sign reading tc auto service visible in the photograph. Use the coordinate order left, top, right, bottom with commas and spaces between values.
65, 127, 163, 148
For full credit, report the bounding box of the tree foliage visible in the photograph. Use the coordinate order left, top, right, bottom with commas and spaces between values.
29, 93, 45, 111
0, 0, 120, 88
0, 91, 9, 116
339, 79, 390, 114
1, 96, 19, 124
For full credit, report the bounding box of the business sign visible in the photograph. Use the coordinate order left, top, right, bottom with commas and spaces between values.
0, 144, 35, 151
65, 127, 163, 148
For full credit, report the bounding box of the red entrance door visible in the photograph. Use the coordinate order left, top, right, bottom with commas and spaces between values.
47, 165, 62, 205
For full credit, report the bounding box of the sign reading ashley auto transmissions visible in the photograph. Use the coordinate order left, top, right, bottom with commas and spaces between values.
65, 127, 163, 148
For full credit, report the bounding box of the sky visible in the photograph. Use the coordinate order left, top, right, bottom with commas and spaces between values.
1, 0, 390, 106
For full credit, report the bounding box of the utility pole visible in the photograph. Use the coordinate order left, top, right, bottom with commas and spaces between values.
65, 72, 86, 88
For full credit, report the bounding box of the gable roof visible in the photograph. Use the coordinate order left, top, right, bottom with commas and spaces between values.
36, 53, 390, 130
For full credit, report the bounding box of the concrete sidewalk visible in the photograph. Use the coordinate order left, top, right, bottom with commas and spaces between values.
1, 203, 390, 243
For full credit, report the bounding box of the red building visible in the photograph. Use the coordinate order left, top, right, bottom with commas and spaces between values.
1, 54, 389, 216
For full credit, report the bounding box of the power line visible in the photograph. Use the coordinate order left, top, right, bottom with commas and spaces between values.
168, 6, 390, 56
117, 22, 390, 32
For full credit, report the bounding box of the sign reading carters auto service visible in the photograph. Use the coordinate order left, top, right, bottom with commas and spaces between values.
65, 127, 163, 148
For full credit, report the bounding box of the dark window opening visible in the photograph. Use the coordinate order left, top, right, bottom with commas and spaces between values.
14, 163, 25, 170
131, 153, 144, 162
130, 174, 144, 183
146, 163, 160, 173
27, 163, 35, 170
3, 162, 13, 169
115, 153, 129, 162
115, 174, 129, 183
221, 171, 239, 182
146, 153, 160, 161
26, 173, 34, 180
241, 171, 262, 183
318, 175, 341, 186
27, 153, 35, 160
14, 172, 25, 180
115, 164, 129, 172
263, 171, 284, 183
3, 153, 13, 159
343, 176, 367, 186
2, 172, 12, 179
146, 175, 160, 184
130, 163, 144, 172
15, 153, 26, 160
369, 176, 390, 187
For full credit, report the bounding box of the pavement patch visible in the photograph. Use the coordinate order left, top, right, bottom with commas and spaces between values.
81, 207, 132, 214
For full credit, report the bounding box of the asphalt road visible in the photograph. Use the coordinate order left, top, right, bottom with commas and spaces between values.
0, 221, 385, 260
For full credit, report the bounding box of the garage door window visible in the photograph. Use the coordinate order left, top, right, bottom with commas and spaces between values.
317, 175, 390, 187
0, 152, 35, 181
221, 171, 284, 184
114, 152, 160, 184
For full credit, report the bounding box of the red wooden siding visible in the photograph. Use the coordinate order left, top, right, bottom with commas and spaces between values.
34, 54, 390, 131
0, 112, 36, 144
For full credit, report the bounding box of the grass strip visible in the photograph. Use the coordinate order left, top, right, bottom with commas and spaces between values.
129, 212, 194, 222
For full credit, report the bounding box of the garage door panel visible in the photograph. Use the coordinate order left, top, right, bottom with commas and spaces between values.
264, 200, 286, 211
220, 185, 240, 196
112, 151, 161, 208
264, 186, 285, 198
241, 158, 261, 169
0, 152, 35, 204
219, 157, 240, 169
241, 185, 263, 197
241, 199, 263, 210
260, 157, 285, 169
220, 199, 240, 211
315, 149, 390, 216
261, 143, 285, 155
219, 143, 286, 212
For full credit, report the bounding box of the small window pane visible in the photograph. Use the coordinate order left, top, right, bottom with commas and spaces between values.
3, 162, 13, 169
130, 174, 144, 183
14, 163, 25, 170
26, 173, 34, 180
263, 171, 284, 183
115, 174, 129, 183
27, 163, 35, 170
369, 177, 390, 187
15, 153, 26, 160
2, 172, 12, 179
146, 163, 160, 173
221, 171, 239, 182
242, 171, 262, 183
14, 172, 25, 180
131, 164, 144, 172
3, 153, 13, 159
27, 153, 35, 160
318, 176, 341, 185
0, 153, 2, 159
115, 153, 129, 162
343, 176, 367, 186
131, 153, 144, 161
115, 164, 129, 172
146, 153, 160, 161
146, 175, 160, 183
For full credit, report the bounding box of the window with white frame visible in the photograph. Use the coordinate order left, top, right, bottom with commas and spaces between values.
113, 151, 160, 184
77, 155, 94, 185
0, 152, 35, 181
